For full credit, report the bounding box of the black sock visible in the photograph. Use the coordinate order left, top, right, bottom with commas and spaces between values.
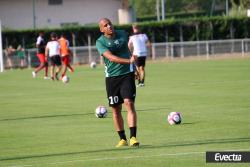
55, 72, 59, 80
117, 130, 127, 140
130, 127, 137, 138
141, 79, 144, 84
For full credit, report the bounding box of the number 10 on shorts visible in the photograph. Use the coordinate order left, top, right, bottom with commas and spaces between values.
109, 96, 119, 105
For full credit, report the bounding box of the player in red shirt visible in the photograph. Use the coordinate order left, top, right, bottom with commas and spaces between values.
58, 34, 74, 79
32, 32, 49, 79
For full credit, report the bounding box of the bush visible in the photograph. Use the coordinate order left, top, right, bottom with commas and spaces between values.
2, 16, 250, 49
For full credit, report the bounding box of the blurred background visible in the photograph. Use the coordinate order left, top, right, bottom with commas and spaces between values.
1, 0, 250, 70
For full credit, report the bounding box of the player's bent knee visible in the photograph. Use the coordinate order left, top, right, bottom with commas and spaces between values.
124, 99, 134, 106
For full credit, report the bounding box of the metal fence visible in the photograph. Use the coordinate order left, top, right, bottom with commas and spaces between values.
1, 38, 250, 69
152, 39, 250, 60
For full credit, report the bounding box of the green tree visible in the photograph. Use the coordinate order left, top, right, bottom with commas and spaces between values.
130, 0, 156, 17
229, 0, 250, 16
131, 0, 221, 17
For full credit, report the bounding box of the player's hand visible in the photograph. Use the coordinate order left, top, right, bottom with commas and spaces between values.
129, 55, 136, 64
133, 55, 138, 61
130, 55, 137, 64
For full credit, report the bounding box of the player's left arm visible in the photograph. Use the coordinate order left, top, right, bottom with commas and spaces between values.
145, 35, 152, 57
128, 37, 134, 53
45, 44, 49, 60
67, 40, 73, 57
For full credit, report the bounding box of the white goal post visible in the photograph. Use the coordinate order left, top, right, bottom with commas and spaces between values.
0, 20, 4, 72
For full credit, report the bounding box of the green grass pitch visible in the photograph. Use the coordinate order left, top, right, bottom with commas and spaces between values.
0, 58, 250, 167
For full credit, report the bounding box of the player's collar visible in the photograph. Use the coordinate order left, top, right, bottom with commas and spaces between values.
133, 32, 142, 35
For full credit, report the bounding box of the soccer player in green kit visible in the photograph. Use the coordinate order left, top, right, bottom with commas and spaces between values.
96, 18, 139, 147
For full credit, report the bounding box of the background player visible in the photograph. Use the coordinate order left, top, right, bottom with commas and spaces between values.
128, 24, 151, 87
45, 32, 62, 80
32, 31, 49, 79
58, 33, 74, 79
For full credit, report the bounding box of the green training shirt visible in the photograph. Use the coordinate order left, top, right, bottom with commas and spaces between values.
96, 30, 134, 77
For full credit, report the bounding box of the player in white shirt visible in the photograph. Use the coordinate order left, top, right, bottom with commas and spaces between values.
45, 32, 62, 80
128, 24, 151, 87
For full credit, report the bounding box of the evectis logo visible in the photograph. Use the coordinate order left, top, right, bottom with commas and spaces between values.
214, 153, 242, 162
206, 151, 250, 163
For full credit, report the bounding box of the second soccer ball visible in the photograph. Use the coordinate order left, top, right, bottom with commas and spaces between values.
95, 106, 108, 118
168, 112, 182, 125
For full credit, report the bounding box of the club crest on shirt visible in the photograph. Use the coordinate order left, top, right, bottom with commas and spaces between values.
114, 40, 119, 45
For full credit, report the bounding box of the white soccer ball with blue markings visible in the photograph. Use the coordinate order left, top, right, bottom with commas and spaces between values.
90, 61, 97, 68
95, 106, 108, 118
62, 75, 70, 83
168, 112, 182, 125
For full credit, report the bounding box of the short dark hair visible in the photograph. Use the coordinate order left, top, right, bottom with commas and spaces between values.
61, 33, 66, 37
39, 31, 44, 36
50, 32, 57, 38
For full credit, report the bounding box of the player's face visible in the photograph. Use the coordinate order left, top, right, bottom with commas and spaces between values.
99, 19, 114, 36
133, 27, 139, 33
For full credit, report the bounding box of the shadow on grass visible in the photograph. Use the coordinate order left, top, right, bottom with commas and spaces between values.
0, 113, 93, 122
0, 107, 171, 122
136, 107, 171, 112
181, 122, 196, 125
1, 137, 250, 161
141, 137, 250, 149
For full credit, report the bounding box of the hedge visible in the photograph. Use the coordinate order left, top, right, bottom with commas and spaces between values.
2, 16, 250, 49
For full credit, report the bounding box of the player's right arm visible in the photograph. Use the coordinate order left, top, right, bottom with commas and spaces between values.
96, 40, 135, 64
36, 37, 41, 48
102, 50, 135, 64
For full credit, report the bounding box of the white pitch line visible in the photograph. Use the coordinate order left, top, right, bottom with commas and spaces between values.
7, 148, 250, 167
6, 151, 204, 167
49, 151, 204, 165
13, 151, 204, 167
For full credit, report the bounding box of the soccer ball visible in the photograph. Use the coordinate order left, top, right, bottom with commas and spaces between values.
62, 75, 70, 83
95, 106, 108, 118
90, 61, 97, 68
168, 112, 182, 125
